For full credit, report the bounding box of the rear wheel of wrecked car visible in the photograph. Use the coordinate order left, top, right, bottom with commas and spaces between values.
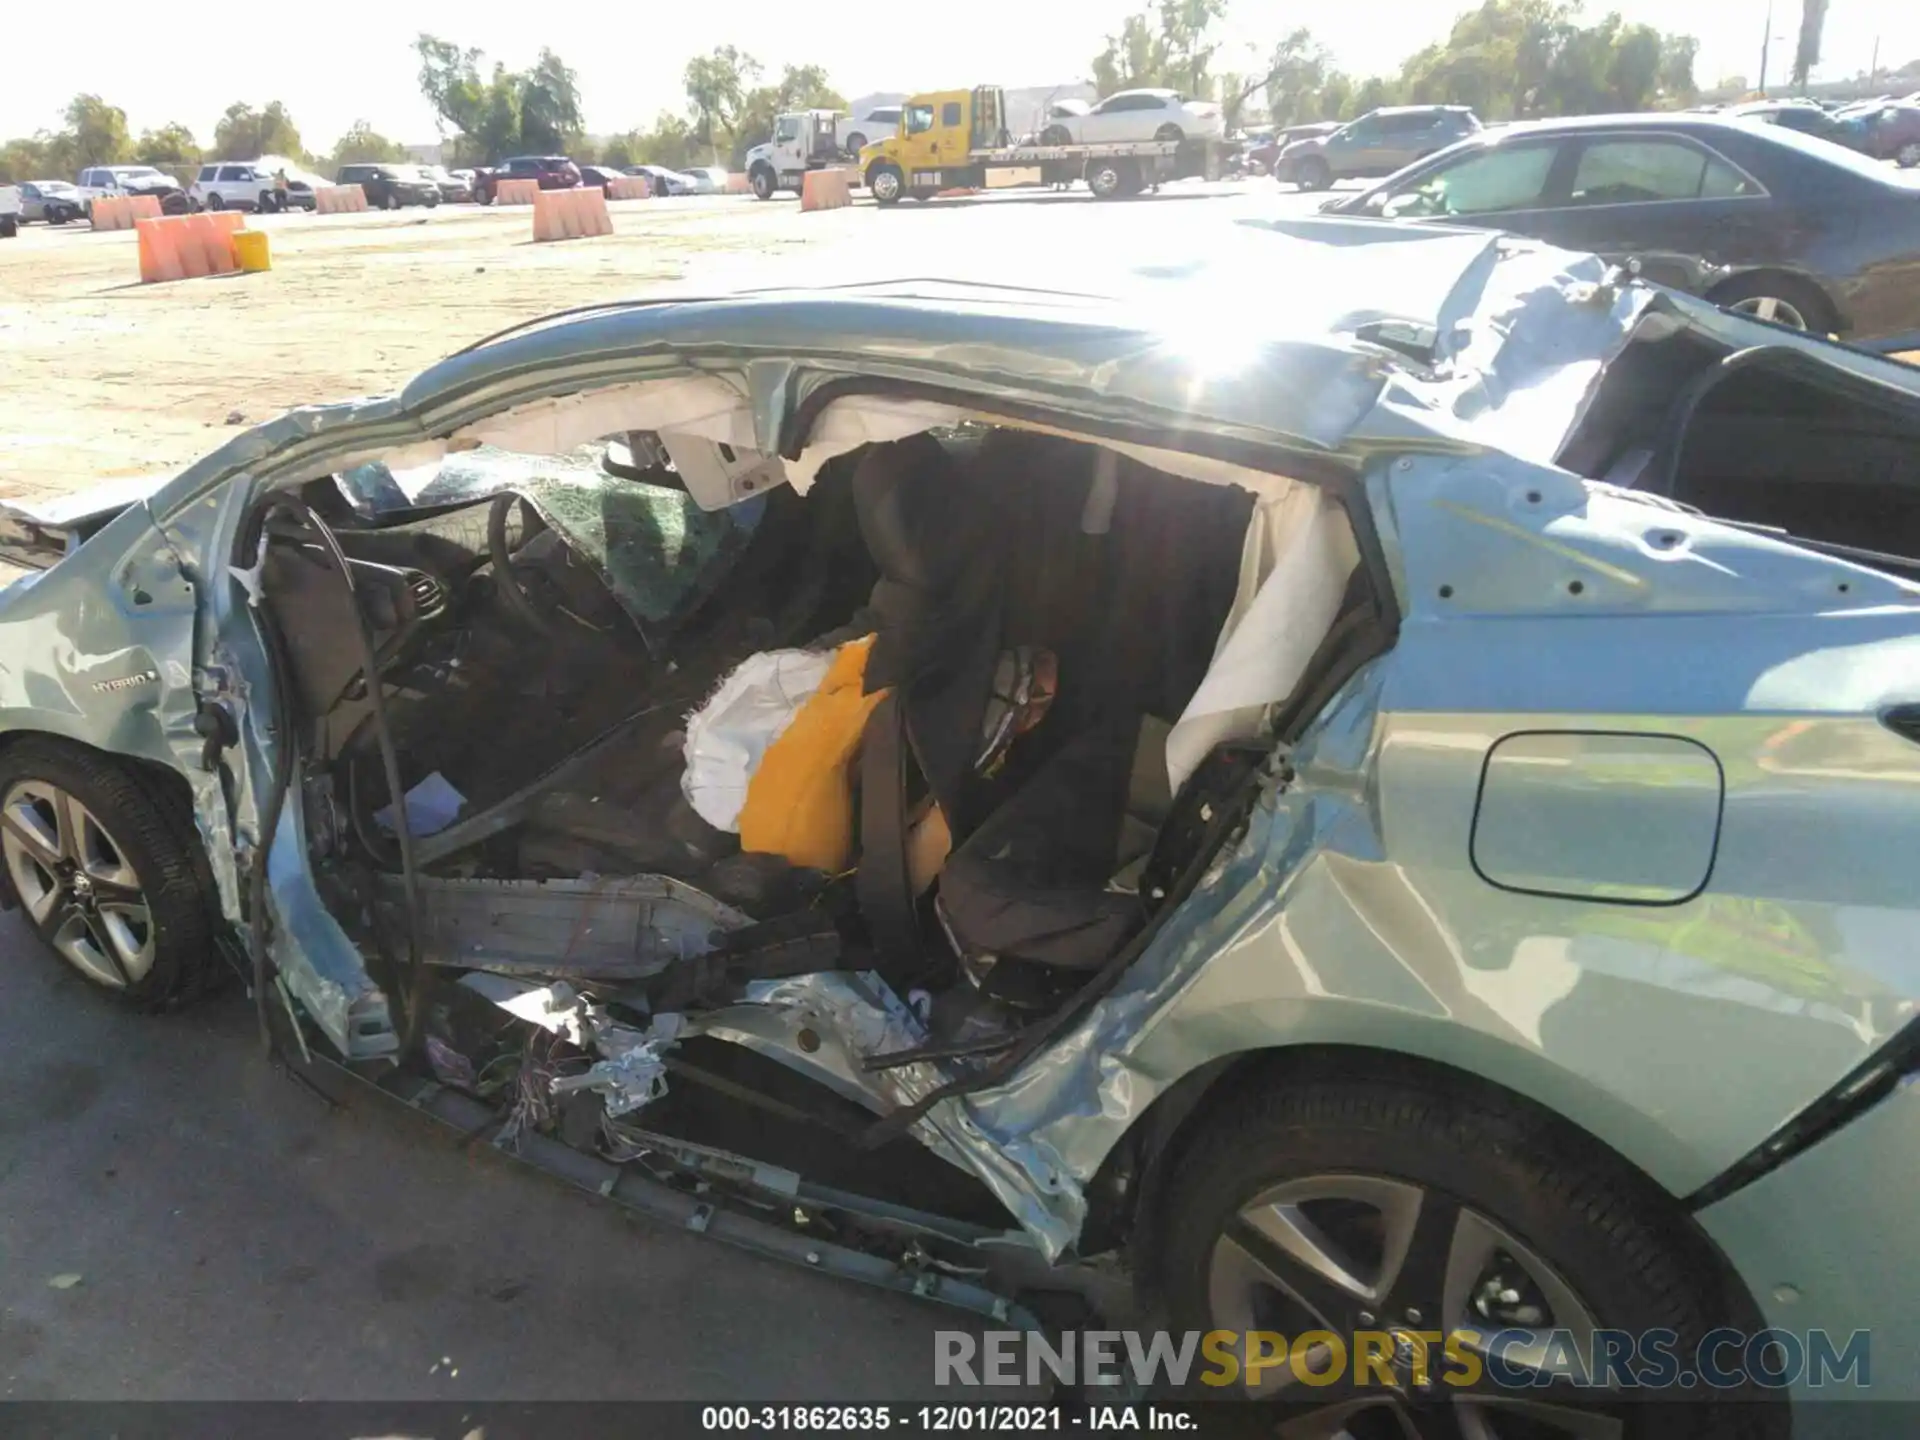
1709, 272, 1836, 336
1160, 1063, 1772, 1434
0, 738, 221, 1009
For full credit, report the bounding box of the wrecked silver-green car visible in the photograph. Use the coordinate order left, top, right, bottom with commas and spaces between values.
3, 222, 1918, 1435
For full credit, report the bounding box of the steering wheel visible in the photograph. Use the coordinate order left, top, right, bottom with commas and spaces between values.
487, 492, 567, 636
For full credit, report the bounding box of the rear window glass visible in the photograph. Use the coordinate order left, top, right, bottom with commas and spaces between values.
1571, 140, 1758, 203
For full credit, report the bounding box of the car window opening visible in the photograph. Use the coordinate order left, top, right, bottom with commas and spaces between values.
253, 414, 1360, 1202
1575, 334, 1920, 575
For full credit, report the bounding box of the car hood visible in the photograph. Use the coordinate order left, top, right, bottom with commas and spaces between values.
122, 178, 180, 194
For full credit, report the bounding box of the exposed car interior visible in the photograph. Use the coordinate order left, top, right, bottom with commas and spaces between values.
248, 406, 1368, 1223
1563, 332, 1920, 577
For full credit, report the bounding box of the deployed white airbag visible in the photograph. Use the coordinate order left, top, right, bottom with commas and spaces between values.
1167, 487, 1359, 789
680, 649, 834, 831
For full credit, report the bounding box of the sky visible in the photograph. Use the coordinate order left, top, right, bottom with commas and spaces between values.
5, 0, 1916, 152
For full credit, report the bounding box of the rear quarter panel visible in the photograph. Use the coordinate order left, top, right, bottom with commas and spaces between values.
1020, 451, 1920, 1205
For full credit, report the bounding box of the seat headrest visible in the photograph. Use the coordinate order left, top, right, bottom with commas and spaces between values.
850, 435, 977, 592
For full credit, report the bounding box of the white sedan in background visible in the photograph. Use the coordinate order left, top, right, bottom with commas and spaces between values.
1040, 89, 1223, 145
623, 165, 697, 197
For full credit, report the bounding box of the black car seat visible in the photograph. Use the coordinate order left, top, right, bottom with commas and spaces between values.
930, 443, 1253, 975
854, 428, 1254, 981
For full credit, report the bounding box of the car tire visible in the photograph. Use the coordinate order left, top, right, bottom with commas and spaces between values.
1154, 123, 1185, 145
206, 192, 225, 211
0, 738, 223, 1010
750, 166, 778, 201
1159, 1060, 1777, 1431
1708, 272, 1839, 335
1041, 125, 1072, 146
868, 163, 905, 206
0, 215, 16, 239
1898, 141, 1920, 168
846, 132, 868, 155
1297, 156, 1333, 191
1086, 158, 1141, 199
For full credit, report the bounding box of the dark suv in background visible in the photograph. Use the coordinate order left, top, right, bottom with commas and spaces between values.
472, 156, 581, 204
336, 164, 441, 210
1274, 106, 1481, 189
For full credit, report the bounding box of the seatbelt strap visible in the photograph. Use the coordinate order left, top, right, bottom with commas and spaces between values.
857, 692, 923, 975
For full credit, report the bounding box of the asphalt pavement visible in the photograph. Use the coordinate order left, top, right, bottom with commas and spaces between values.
0, 912, 970, 1401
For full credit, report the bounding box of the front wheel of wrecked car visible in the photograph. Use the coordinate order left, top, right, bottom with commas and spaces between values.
1159, 1063, 1778, 1437
0, 738, 222, 1009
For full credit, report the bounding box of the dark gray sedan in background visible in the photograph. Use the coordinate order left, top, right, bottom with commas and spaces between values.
1326, 112, 1920, 351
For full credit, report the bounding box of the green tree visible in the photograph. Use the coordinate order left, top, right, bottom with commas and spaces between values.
1349, 75, 1401, 115
212, 101, 304, 162
1156, 0, 1229, 95
133, 123, 200, 184
61, 94, 131, 168
1262, 28, 1334, 125
1093, 13, 1170, 96
518, 48, 584, 153
1377, 0, 1698, 121
328, 120, 409, 169
1792, 0, 1829, 88
0, 136, 54, 183
1658, 36, 1701, 106
627, 113, 698, 171
684, 45, 761, 160
414, 34, 577, 162
415, 35, 489, 140
1606, 23, 1666, 111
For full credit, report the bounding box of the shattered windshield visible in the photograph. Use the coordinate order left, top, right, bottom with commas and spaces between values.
337, 443, 761, 639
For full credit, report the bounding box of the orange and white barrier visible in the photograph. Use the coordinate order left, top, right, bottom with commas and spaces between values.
494, 178, 541, 205
313, 184, 368, 215
800, 169, 853, 212
532, 185, 614, 241
606, 175, 652, 200
136, 212, 248, 284
726, 173, 752, 195
90, 195, 164, 232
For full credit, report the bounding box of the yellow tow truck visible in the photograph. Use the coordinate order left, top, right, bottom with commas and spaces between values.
859, 85, 1229, 204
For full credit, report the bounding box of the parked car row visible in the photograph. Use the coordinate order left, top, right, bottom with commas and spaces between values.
5, 153, 729, 232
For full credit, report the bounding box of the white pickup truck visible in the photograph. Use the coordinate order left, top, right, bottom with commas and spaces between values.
0, 185, 21, 239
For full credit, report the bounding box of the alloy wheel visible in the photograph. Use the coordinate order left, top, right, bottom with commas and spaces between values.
1727, 294, 1809, 330
1898, 141, 1920, 168
1207, 1173, 1622, 1437
1, 779, 155, 988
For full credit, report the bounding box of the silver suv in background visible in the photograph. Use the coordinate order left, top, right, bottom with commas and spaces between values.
1274, 105, 1481, 189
